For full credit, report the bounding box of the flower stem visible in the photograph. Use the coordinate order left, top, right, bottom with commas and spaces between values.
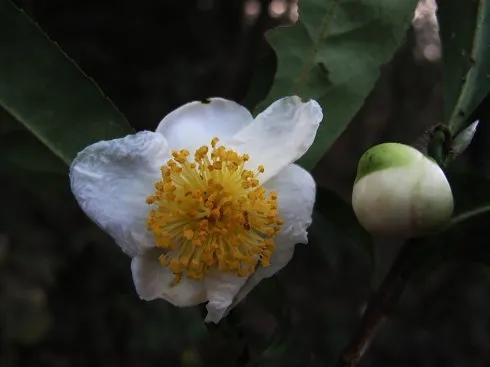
337, 240, 423, 367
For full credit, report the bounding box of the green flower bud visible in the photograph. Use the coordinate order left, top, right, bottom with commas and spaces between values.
352, 143, 454, 237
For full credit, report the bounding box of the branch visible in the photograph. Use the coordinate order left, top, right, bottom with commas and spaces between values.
337, 240, 423, 367
450, 204, 490, 226
337, 203, 490, 366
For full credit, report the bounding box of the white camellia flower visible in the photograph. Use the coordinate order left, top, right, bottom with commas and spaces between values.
70, 96, 323, 323
352, 142, 453, 237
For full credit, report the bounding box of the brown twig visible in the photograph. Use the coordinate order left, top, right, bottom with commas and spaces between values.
337, 240, 423, 367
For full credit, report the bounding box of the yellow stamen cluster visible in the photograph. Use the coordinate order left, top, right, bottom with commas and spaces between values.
146, 137, 282, 281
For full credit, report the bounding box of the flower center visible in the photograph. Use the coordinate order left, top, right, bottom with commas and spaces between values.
146, 137, 282, 282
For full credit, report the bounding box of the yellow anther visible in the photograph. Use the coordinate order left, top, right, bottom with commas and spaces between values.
146, 196, 155, 204
146, 138, 282, 282
195, 146, 209, 160
163, 182, 176, 192
183, 229, 194, 240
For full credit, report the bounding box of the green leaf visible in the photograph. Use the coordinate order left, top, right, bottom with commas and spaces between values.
0, 0, 133, 165
0, 107, 66, 175
259, 0, 419, 170
438, 0, 490, 135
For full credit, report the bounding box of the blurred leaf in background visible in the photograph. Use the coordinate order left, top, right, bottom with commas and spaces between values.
258, 0, 419, 169
0, 0, 132, 165
437, 0, 490, 135
0, 120, 207, 366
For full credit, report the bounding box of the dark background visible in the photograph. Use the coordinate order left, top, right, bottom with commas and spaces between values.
1, 0, 489, 366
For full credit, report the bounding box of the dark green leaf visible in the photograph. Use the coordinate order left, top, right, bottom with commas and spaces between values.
0, 0, 133, 164
438, 0, 490, 135
0, 107, 66, 175
259, 0, 419, 169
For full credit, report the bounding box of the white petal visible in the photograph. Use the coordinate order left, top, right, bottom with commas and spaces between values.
228, 164, 317, 312
131, 251, 207, 307
204, 271, 248, 323
226, 96, 323, 182
70, 131, 168, 256
264, 164, 316, 244
227, 234, 296, 312
156, 98, 253, 152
